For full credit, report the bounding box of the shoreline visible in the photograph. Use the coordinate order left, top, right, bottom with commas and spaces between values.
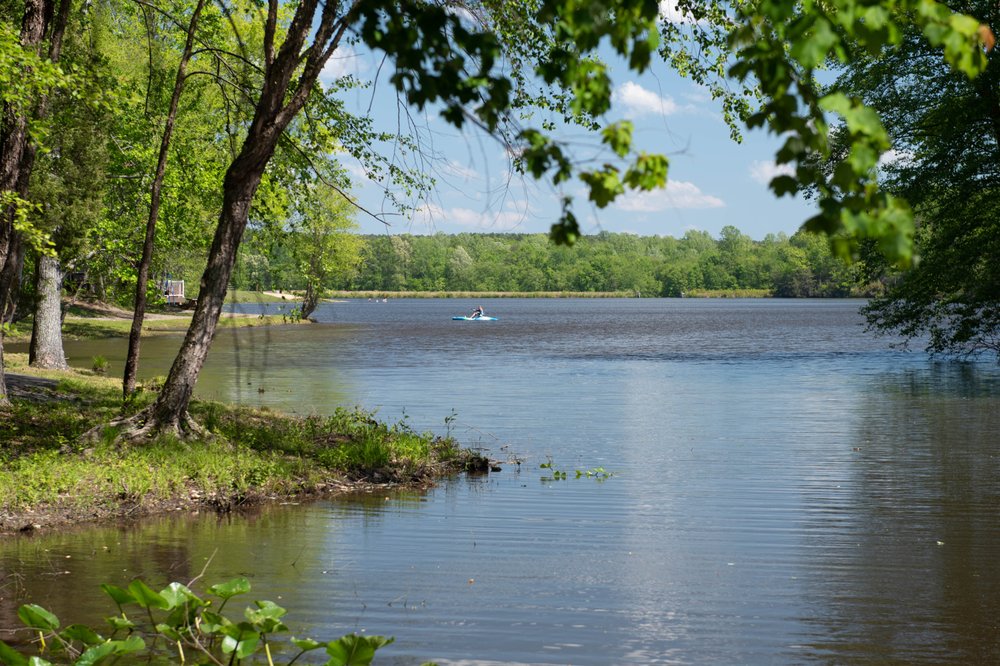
2, 299, 307, 345
0, 363, 493, 536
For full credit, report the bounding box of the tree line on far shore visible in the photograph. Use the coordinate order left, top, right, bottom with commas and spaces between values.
232, 226, 874, 298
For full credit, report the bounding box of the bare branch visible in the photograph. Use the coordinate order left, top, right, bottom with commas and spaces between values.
277, 133, 391, 228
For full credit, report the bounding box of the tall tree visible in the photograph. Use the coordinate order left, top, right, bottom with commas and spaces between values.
832, 1, 1000, 357
711, 0, 991, 264
122, 0, 207, 399
0, 0, 70, 404
289, 185, 363, 320
27, 0, 103, 370
112, 0, 672, 439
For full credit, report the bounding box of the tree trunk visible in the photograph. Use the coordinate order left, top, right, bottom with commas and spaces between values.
122, 0, 206, 400
135, 169, 262, 436
0, 0, 63, 406
300, 281, 318, 320
0, 232, 24, 325
28, 253, 67, 369
113, 0, 353, 438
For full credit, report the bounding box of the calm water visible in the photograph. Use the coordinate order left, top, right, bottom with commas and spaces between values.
4, 298, 1000, 664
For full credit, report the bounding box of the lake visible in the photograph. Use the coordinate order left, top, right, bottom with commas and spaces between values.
4, 298, 1000, 664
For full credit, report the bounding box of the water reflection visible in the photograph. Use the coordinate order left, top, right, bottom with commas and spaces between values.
3, 300, 999, 663
800, 364, 1000, 663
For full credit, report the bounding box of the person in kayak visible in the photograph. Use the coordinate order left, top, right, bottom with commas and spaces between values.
470, 305, 485, 319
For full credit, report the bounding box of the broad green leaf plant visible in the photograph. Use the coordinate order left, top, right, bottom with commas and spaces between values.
0, 577, 410, 666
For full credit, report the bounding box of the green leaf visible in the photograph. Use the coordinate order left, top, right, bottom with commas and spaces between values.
770, 175, 799, 197
160, 582, 204, 610
325, 634, 394, 666
789, 16, 839, 68
126, 580, 168, 610
208, 577, 251, 600
75, 636, 144, 666
221, 632, 260, 659
292, 637, 324, 651
198, 610, 230, 634
75, 642, 116, 666
579, 166, 624, 208
105, 617, 135, 631
0, 640, 29, 666
601, 121, 633, 158
246, 600, 289, 633
549, 206, 580, 246
100, 584, 135, 607
59, 624, 103, 645
17, 604, 59, 631
622, 153, 668, 191
155, 623, 183, 641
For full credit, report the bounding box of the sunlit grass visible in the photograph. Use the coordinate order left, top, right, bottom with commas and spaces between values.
0, 359, 487, 522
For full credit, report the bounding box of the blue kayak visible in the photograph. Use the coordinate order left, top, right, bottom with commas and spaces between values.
452, 315, 498, 321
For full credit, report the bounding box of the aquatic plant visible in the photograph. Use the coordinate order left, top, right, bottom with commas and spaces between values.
0, 577, 413, 666
90, 356, 108, 374
540, 458, 614, 483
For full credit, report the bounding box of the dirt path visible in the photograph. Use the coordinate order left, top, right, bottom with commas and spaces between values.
67, 300, 185, 320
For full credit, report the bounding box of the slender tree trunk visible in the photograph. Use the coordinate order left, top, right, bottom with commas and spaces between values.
120, 0, 355, 437
122, 0, 206, 400
28, 253, 67, 369
143, 170, 261, 434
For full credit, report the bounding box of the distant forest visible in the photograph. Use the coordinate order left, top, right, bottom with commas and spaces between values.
236, 226, 876, 298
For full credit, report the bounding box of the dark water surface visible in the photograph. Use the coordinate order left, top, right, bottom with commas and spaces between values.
4, 299, 1000, 664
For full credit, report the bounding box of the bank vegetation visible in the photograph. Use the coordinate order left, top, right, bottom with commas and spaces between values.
1, 352, 489, 535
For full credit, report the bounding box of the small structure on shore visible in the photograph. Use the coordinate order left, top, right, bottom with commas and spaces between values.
163, 280, 185, 305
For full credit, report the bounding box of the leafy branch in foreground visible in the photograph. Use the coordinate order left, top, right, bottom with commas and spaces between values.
0, 577, 421, 666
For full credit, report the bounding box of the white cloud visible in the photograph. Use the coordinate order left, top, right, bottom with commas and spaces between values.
443, 160, 480, 182
878, 148, 914, 169
613, 81, 680, 117
749, 160, 795, 185
615, 180, 724, 211
320, 45, 366, 83
659, 0, 701, 24
342, 161, 371, 182
411, 204, 525, 231
453, 207, 525, 231
445, 4, 478, 26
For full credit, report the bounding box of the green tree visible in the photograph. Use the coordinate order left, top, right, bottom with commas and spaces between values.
290, 185, 363, 320
27, 80, 109, 369
446, 245, 475, 290
0, 0, 72, 405
838, 1, 1000, 356
721, 0, 991, 264
2, 0, 992, 418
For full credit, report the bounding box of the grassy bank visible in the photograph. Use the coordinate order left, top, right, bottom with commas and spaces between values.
0, 354, 489, 534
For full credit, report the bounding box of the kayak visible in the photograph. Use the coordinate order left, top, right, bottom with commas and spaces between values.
452, 315, 498, 321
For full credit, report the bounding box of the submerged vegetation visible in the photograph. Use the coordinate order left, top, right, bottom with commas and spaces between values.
0, 354, 487, 533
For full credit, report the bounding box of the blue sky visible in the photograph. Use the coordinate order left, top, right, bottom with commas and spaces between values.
320, 6, 819, 241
